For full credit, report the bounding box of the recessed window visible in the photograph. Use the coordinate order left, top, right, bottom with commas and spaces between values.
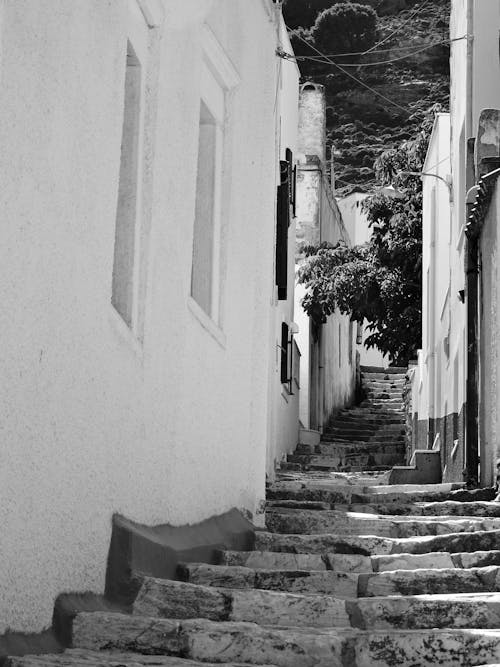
191, 62, 224, 322
191, 101, 219, 316
112, 41, 141, 327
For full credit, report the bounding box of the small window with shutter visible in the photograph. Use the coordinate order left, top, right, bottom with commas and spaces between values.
280, 322, 290, 385
275, 148, 294, 300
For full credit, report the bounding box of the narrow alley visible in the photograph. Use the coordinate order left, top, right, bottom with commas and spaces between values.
8, 370, 500, 667
5, 1, 500, 666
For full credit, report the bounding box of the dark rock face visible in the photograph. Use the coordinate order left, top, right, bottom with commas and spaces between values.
284, 0, 450, 194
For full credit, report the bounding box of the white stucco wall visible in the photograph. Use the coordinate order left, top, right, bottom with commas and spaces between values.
0, 0, 283, 633
337, 192, 388, 369
267, 18, 300, 475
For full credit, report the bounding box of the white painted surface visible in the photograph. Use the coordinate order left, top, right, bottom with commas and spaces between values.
267, 17, 301, 476
0, 0, 288, 633
337, 192, 388, 369
294, 83, 356, 430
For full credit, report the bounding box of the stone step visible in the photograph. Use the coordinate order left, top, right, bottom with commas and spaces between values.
7, 650, 270, 667
178, 560, 500, 599
321, 435, 405, 444
361, 371, 406, 379
255, 527, 500, 556
267, 481, 480, 505
316, 442, 405, 454
219, 548, 500, 573
177, 561, 359, 597
266, 499, 500, 518
133, 577, 349, 627
132, 577, 500, 633
265, 508, 500, 537
71, 611, 500, 667
287, 452, 404, 469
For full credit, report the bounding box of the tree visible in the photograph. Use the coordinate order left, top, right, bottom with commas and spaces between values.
310, 3, 377, 56
282, 0, 337, 30
289, 3, 378, 78
298, 106, 441, 365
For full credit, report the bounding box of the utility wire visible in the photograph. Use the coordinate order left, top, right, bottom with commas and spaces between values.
290, 28, 411, 115
282, 36, 466, 68
363, 0, 432, 54
296, 39, 449, 67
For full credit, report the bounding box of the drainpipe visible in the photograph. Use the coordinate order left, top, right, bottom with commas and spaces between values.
465, 164, 500, 487
464, 0, 476, 486
465, 227, 479, 487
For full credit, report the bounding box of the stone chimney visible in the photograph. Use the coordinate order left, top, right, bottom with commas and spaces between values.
298, 82, 326, 164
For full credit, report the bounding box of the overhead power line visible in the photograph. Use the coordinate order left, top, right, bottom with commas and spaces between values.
296, 38, 452, 67
363, 0, 432, 54
289, 28, 411, 115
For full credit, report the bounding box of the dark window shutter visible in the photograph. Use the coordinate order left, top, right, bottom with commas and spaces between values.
281, 322, 289, 384
275, 159, 289, 300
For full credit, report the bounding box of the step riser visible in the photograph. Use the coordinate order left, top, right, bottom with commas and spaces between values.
71, 612, 500, 667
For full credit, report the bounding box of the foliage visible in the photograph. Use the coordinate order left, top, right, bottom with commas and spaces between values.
282, 0, 337, 30
298, 106, 441, 365
311, 3, 377, 56
289, 3, 377, 71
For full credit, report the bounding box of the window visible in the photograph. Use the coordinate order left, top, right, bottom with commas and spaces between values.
111, 1, 149, 337
112, 40, 142, 328
276, 149, 294, 301
191, 98, 221, 317
280, 322, 290, 385
190, 29, 239, 324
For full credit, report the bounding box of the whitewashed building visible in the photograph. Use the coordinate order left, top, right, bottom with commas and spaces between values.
294, 83, 357, 434
410, 0, 500, 486
0, 0, 300, 634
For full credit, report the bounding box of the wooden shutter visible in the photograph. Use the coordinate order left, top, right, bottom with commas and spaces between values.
281, 322, 289, 384
275, 159, 289, 300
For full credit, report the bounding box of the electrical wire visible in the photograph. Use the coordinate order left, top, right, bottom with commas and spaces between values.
294, 38, 455, 68
363, 0, 432, 54
282, 35, 466, 68
290, 28, 411, 115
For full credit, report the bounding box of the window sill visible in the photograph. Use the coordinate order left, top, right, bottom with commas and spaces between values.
109, 305, 144, 360
188, 296, 226, 349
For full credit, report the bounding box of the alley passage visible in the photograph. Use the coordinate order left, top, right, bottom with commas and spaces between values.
10, 372, 500, 666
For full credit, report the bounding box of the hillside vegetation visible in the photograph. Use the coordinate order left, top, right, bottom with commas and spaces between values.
284, 0, 450, 194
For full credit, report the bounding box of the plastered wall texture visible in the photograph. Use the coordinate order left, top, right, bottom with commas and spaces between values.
295, 84, 355, 430
412, 111, 467, 482
480, 183, 500, 487
0, 0, 281, 633
267, 20, 300, 478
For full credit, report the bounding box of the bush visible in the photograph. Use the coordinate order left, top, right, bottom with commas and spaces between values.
311, 3, 377, 56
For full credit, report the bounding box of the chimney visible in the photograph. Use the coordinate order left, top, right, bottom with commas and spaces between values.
298, 82, 326, 165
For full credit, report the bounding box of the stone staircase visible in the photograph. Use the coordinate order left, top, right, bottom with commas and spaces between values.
8, 470, 500, 667
284, 367, 407, 473
8, 369, 500, 666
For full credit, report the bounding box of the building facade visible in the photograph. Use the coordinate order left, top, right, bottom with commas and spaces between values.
411, 0, 500, 486
294, 83, 357, 433
337, 190, 388, 370
0, 0, 299, 633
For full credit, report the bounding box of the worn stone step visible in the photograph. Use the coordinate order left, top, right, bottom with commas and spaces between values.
359, 564, 500, 597
71, 611, 500, 667
255, 527, 500, 556
316, 442, 405, 454
7, 650, 272, 667
265, 508, 500, 537
177, 562, 359, 597
267, 481, 476, 505
218, 548, 328, 570
177, 560, 500, 599
286, 453, 404, 469
132, 577, 500, 633
219, 548, 500, 573
335, 414, 405, 424
133, 577, 349, 627
345, 501, 500, 517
